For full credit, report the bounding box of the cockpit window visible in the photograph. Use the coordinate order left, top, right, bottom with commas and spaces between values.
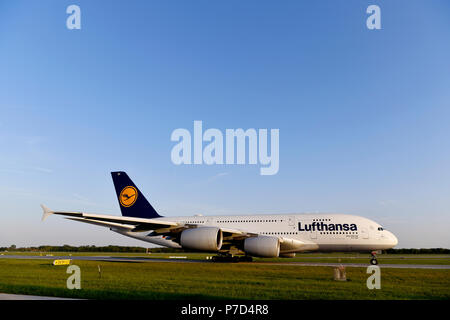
377, 227, 384, 231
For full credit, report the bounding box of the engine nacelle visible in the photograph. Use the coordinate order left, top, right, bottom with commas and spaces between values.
180, 227, 223, 251
244, 236, 280, 257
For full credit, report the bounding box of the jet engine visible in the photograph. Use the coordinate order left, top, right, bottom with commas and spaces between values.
244, 236, 280, 257
180, 227, 223, 251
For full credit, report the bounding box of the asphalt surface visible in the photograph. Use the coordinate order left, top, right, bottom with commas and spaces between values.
1, 254, 449, 269
0, 293, 79, 300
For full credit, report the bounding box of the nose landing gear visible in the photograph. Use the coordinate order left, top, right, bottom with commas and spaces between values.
370, 251, 378, 265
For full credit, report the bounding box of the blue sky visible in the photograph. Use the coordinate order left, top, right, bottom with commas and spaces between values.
0, 0, 449, 248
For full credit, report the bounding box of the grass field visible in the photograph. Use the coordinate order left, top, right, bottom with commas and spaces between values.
0, 254, 449, 299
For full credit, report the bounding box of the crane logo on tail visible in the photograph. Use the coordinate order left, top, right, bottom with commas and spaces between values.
120, 186, 138, 207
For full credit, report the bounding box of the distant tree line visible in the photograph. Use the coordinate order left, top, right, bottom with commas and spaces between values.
384, 248, 450, 254
0, 245, 448, 254
0, 245, 192, 253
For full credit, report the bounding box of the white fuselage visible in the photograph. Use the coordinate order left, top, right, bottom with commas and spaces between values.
113, 213, 398, 253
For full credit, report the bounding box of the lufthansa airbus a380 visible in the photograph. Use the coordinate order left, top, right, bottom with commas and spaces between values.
41, 171, 398, 264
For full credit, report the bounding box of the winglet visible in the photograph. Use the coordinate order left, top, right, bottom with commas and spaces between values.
41, 204, 54, 221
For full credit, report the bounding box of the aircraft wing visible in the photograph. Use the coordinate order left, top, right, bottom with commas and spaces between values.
65, 217, 136, 230
214, 226, 308, 252
278, 237, 311, 253
220, 227, 258, 238
41, 204, 313, 253
41, 204, 178, 232
42, 204, 262, 235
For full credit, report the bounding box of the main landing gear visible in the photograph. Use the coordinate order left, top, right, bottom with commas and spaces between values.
370, 251, 378, 265
211, 254, 253, 263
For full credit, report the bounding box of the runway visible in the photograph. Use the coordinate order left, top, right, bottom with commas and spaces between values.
0, 293, 78, 300
256, 262, 450, 269
1, 255, 449, 269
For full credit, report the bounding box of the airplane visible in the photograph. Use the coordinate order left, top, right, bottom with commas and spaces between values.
41, 171, 398, 264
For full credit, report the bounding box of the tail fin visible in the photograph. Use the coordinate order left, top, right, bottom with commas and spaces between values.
111, 171, 162, 219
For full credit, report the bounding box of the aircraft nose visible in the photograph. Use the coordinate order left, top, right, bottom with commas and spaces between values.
386, 231, 398, 247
